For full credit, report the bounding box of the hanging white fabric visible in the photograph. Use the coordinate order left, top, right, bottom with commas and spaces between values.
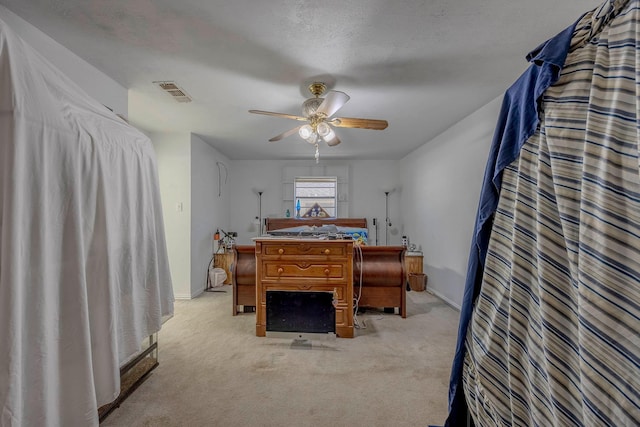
0, 17, 174, 427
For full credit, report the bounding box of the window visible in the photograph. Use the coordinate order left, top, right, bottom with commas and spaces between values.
294, 177, 337, 218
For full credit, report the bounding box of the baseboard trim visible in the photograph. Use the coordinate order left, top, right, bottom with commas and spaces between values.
427, 289, 461, 311
174, 286, 206, 300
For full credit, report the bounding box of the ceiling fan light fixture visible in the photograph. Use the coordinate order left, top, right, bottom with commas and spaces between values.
318, 123, 340, 146
317, 122, 331, 137
302, 98, 323, 117
321, 126, 336, 143
306, 132, 318, 144
299, 124, 313, 139
249, 80, 386, 161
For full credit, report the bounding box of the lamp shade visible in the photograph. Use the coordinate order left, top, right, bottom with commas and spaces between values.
306, 132, 318, 144
317, 122, 331, 137
298, 124, 313, 139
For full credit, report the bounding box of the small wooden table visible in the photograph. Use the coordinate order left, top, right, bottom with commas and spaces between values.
214, 252, 233, 285
404, 252, 424, 286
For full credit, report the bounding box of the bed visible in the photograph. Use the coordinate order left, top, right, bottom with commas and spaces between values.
0, 19, 174, 427
264, 217, 370, 244
232, 218, 407, 318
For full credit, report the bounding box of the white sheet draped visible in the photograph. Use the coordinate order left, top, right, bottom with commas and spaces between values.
0, 17, 174, 427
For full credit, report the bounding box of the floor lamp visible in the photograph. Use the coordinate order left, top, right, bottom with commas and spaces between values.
384, 191, 391, 245
373, 218, 379, 246
257, 191, 263, 236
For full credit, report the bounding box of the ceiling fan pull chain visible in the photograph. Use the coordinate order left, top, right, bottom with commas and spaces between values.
314, 143, 320, 163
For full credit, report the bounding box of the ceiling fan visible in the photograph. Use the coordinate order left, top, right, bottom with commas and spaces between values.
249, 82, 388, 148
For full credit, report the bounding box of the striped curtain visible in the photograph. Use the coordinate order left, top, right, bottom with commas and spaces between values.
463, 1, 640, 425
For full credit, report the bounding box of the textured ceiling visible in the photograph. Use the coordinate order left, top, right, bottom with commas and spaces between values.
0, 0, 602, 160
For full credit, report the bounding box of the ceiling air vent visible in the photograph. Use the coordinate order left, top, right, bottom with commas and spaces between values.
154, 80, 192, 103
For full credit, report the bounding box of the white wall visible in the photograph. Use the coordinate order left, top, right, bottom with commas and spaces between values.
151, 132, 192, 299
151, 132, 231, 299
350, 161, 402, 246
0, 5, 127, 115
190, 134, 231, 297
399, 96, 502, 309
229, 159, 401, 246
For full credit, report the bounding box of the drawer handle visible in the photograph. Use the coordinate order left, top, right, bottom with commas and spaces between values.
277, 267, 284, 274
324, 269, 330, 275
324, 249, 330, 255
278, 248, 284, 255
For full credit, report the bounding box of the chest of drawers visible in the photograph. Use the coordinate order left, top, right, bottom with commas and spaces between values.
254, 238, 354, 338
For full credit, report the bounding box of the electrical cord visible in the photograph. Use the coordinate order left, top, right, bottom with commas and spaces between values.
353, 243, 366, 329
204, 254, 215, 292
205, 253, 227, 293
216, 162, 228, 197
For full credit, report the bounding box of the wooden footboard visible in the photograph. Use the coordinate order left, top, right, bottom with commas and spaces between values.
232, 245, 406, 317
232, 245, 256, 315
354, 246, 406, 318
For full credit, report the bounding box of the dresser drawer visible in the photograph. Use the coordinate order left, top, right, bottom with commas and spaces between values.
262, 261, 346, 280
262, 242, 348, 257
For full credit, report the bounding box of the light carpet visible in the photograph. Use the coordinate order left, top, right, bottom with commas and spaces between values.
101, 287, 459, 427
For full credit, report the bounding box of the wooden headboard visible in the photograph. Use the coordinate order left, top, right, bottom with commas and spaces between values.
265, 217, 367, 232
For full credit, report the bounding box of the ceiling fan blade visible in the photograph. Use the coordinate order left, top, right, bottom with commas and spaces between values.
316, 91, 350, 117
249, 110, 307, 121
330, 117, 388, 130
269, 125, 303, 142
